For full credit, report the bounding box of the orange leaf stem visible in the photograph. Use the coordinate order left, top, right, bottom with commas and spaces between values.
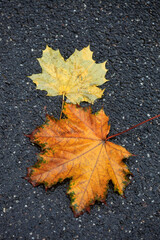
106, 114, 160, 141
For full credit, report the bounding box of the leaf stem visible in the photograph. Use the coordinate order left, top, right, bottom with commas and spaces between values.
60, 93, 65, 119
106, 114, 160, 141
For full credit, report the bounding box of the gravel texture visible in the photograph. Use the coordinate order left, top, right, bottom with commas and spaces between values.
0, 0, 160, 239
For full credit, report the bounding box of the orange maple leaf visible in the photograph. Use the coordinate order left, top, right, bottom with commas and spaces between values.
26, 103, 132, 216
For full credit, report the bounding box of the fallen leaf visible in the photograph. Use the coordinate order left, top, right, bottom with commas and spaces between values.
26, 103, 132, 216
28, 45, 108, 104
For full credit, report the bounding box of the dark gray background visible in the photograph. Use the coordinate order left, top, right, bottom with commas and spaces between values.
0, 0, 160, 239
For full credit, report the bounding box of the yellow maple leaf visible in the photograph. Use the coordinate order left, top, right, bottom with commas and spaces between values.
29, 45, 108, 104
26, 103, 132, 216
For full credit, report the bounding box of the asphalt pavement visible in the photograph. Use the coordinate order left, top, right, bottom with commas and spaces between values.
0, 0, 160, 239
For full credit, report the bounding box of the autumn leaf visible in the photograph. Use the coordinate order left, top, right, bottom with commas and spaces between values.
28, 45, 108, 104
26, 103, 132, 216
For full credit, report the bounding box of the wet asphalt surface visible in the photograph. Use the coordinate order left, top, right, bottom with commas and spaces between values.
0, 0, 160, 239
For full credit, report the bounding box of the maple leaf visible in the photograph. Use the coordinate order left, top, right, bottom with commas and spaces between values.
28, 45, 108, 104
26, 103, 132, 216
